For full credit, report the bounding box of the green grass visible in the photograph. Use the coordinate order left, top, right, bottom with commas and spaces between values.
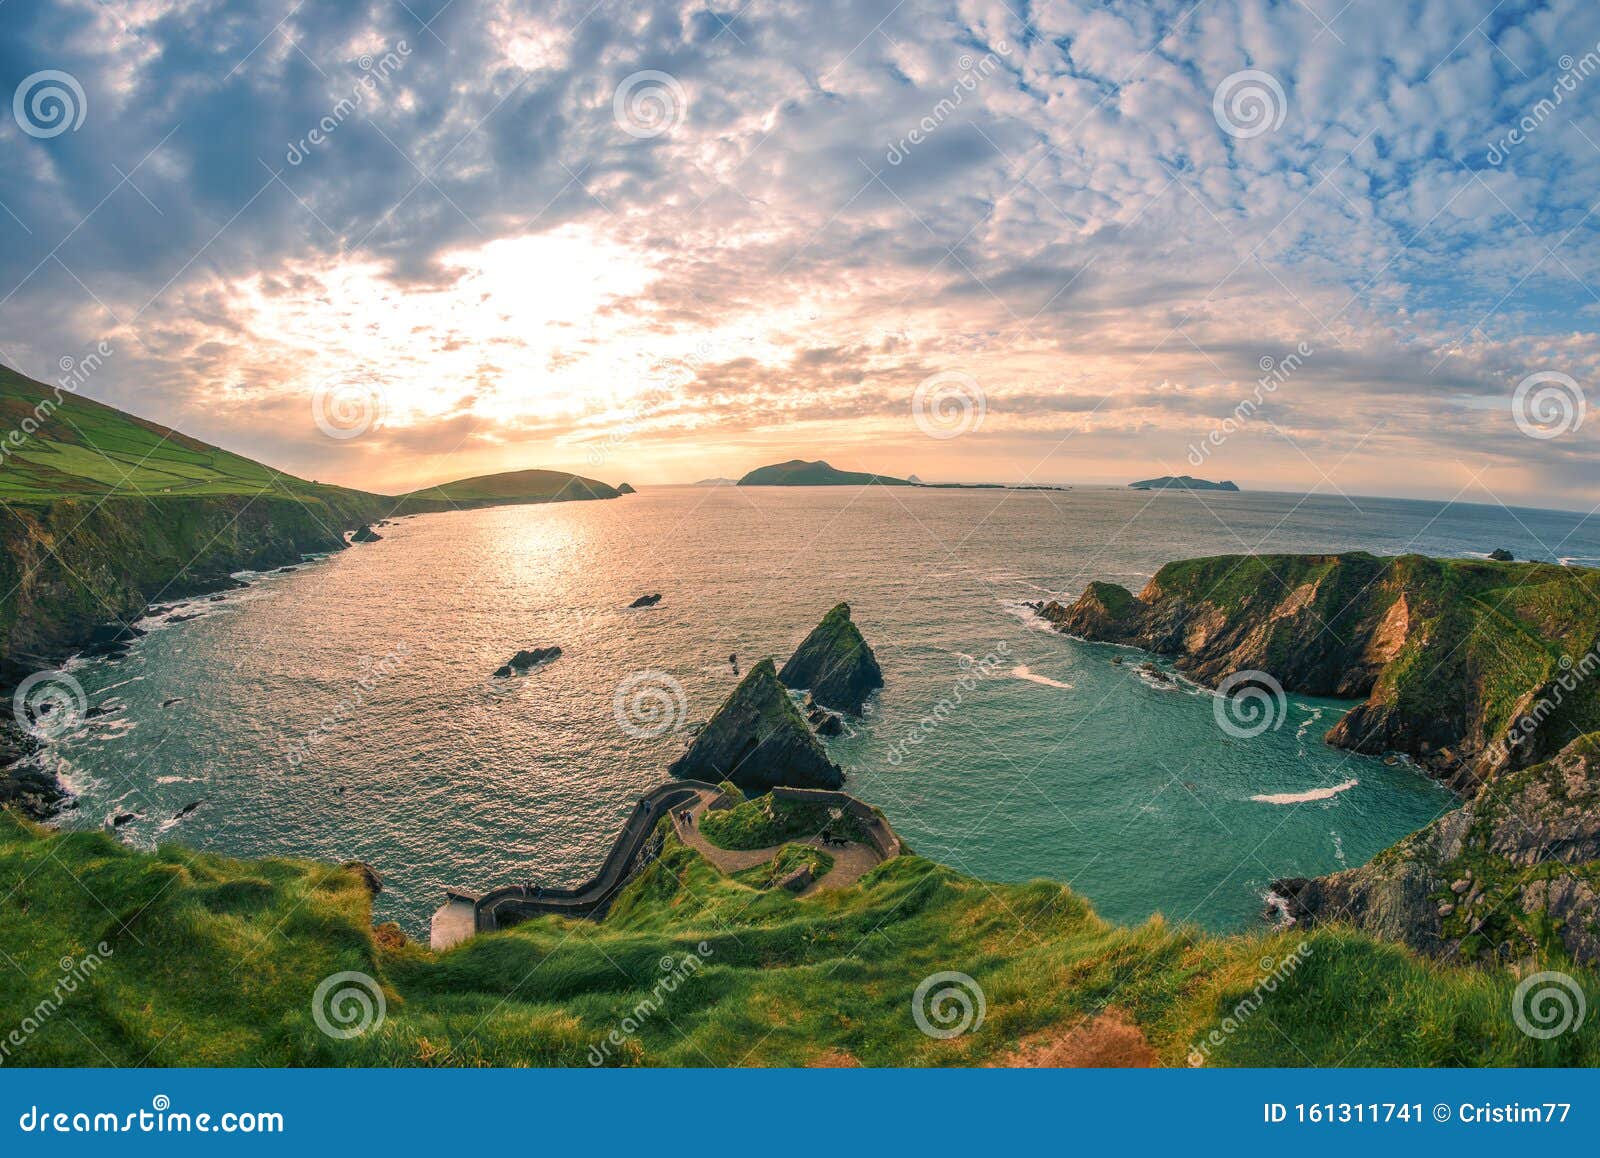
699, 793, 869, 850
730, 843, 834, 889
3, 809, 1596, 1067
394, 469, 619, 509
0, 365, 376, 509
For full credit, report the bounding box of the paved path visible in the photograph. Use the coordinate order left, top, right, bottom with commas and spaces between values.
671, 794, 884, 894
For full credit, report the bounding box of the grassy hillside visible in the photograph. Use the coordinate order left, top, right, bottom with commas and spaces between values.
396, 469, 620, 510
2, 808, 1593, 1067
0, 364, 376, 508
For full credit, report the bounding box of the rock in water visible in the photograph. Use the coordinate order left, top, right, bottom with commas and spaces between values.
1488, 547, 1514, 561
777, 602, 883, 716
351, 524, 383, 543
668, 658, 844, 794
628, 593, 662, 608
494, 646, 562, 677
617, 482, 636, 495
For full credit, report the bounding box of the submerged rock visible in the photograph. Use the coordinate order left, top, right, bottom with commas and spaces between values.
668, 658, 844, 794
777, 602, 883, 716
628, 593, 662, 608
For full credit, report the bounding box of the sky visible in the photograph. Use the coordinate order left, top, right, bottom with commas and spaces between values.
3, 0, 1600, 508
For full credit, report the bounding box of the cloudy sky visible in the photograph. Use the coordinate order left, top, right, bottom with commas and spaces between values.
3, 0, 1600, 507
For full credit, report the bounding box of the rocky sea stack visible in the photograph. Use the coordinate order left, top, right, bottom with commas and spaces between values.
668, 658, 844, 794
778, 602, 883, 715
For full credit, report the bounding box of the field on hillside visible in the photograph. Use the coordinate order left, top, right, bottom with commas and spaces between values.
0, 366, 369, 507
2, 810, 1593, 1068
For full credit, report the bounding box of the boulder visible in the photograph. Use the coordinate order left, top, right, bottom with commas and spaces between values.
668, 658, 844, 794
777, 602, 883, 716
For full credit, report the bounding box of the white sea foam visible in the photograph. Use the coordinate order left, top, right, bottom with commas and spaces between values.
1251, 778, 1358, 805
1011, 664, 1072, 690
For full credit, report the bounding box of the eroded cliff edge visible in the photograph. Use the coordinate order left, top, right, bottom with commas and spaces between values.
1034, 551, 1600, 963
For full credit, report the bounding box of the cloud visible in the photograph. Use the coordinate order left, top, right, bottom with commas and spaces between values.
0, 0, 1598, 508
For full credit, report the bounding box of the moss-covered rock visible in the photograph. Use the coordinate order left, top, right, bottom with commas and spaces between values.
667, 658, 844, 793
777, 602, 883, 715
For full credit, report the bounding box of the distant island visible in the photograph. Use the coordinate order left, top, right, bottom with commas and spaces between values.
738, 459, 912, 486
693, 477, 738, 486
737, 459, 1068, 490
1128, 475, 1239, 492
395, 468, 622, 511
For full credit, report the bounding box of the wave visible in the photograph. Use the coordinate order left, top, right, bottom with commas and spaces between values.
998, 599, 1062, 634
1251, 778, 1358, 805
1011, 665, 1073, 690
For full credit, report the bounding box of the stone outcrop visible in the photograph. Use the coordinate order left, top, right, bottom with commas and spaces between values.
351, 524, 383, 542
1271, 734, 1600, 965
778, 603, 883, 716
668, 659, 844, 794
493, 646, 561, 678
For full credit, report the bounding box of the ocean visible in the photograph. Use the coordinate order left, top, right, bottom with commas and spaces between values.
43, 484, 1600, 936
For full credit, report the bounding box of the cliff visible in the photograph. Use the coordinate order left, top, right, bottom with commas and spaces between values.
1273, 733, 1600, 965
1034, 552, 1600, 793
667, 659, 844, 793
778, 602, 884, 715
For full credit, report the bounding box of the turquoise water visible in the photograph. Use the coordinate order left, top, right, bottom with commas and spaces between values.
43, 486, 1600, 936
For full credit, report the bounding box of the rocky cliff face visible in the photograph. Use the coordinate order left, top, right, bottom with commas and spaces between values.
0, 493, 382, 683
1039, 551, 1600, 962
1273, 734, 1600, 965
668, 658, 844, 794
777, 602, 883, 715
0, 492, 384, 817
1034, 552, 1600, 793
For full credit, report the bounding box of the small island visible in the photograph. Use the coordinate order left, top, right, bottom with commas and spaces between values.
1128, 475, 1239, 492
738, 459, 912, 487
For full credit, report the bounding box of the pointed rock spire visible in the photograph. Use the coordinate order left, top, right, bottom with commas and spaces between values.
668, 658, 843, 794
